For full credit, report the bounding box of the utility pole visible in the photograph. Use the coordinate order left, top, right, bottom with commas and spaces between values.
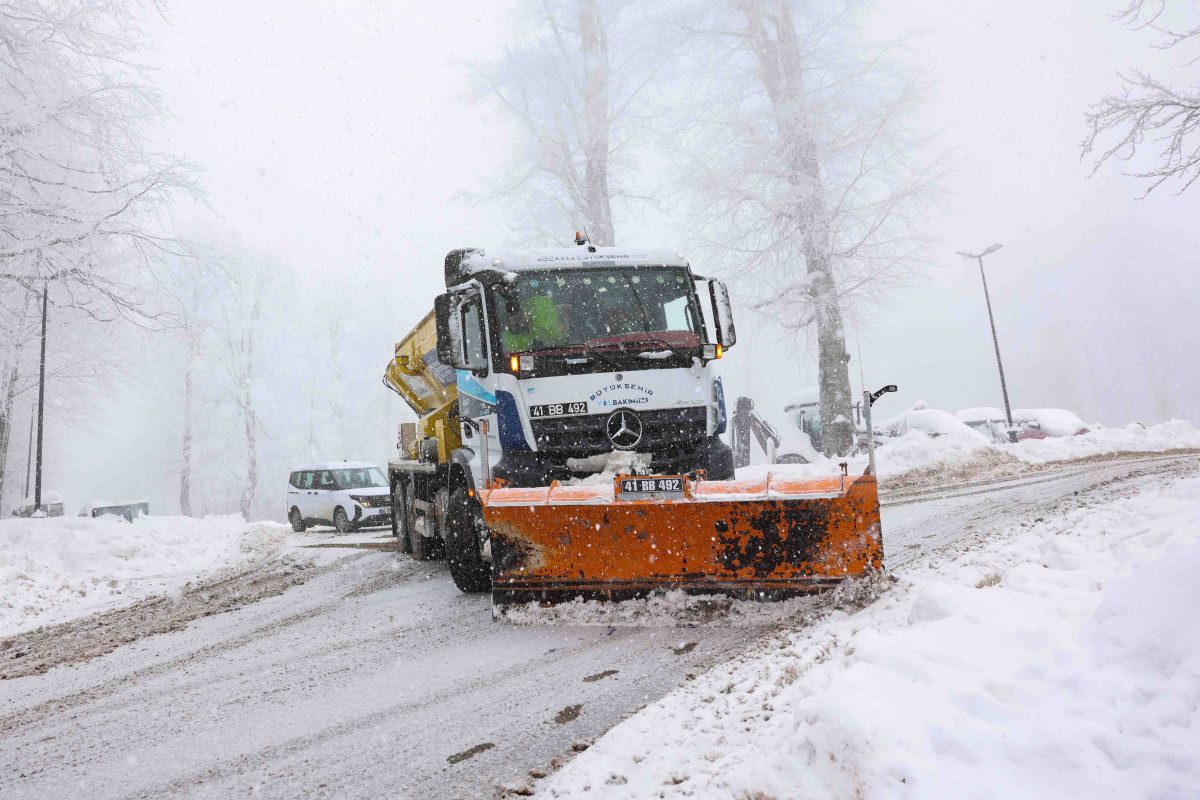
34, 281, 47, 512
957, 244, 1017, 443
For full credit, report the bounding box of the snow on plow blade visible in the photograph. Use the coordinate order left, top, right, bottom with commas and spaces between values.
481, 472, 883, 606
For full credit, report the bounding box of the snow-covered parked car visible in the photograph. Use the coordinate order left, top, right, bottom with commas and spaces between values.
956, 407, 1011, 443
287, 462, 392, 533
878, 402, 989, 443
775, 388, 823, 463
771, 388, 893, 464
1012, 408, 1090, 440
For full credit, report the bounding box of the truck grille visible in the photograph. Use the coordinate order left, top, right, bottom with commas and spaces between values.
530, 406, 709, 470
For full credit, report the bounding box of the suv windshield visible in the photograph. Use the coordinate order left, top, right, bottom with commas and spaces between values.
493, 267, 702, 355
331, 468, 387, 490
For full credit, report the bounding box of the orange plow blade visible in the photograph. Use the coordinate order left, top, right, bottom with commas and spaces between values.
481, 472, 883, 606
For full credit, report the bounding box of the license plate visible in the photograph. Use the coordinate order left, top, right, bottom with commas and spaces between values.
529, 401, 588, 418
618, 476, 685, 497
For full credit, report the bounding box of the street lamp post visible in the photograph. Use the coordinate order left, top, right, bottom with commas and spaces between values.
957, 244, 1017, 443
34, 280, 47, 512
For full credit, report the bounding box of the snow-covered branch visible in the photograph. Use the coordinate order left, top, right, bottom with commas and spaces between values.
1084, 1, 1200, 195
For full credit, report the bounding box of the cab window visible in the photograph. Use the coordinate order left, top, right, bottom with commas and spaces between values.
460, 295, 488, 371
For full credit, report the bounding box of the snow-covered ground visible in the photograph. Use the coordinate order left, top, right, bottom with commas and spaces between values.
741, 418, 1200, 489
535, 467, 1200, 799
0, 515, 287, 637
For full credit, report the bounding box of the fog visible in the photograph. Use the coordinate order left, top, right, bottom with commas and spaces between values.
4, 0, 1197, 518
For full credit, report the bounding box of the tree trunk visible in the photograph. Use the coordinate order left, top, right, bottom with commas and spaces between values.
0, 295, 34, 508
238, 328, 258, 521
179, 336, 196, 516
579, 0, 616, 246
737, 0, 854, 456
0, 363, 17, 508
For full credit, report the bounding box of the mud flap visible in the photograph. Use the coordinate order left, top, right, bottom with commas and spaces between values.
481, 473, 883, 606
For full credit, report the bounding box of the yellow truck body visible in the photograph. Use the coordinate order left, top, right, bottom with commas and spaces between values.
383, 309, 461, 462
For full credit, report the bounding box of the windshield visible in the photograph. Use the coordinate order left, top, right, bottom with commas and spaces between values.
493, 267, 703, 355
332, 467, 387, 490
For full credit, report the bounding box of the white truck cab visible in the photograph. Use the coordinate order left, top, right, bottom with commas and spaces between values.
433, 244, 737, 493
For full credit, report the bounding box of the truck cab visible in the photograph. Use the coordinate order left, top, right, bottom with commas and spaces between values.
434, 245, 737, 494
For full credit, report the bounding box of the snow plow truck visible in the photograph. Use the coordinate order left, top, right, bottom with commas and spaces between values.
383, 241, 883, 609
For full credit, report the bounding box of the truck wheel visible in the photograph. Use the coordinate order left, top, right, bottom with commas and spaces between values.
289, 507, 306, 532
333, 506, 354, 534
446, 487, 491, 593
392, 482, 412, 554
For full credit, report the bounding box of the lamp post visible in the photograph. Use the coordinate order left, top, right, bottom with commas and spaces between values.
957, 244, 1017, 443
34, 281, 47, 512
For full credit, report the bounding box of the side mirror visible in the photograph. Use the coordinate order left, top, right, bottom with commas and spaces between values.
434, 293, 467, 369
708, 280, 736, 348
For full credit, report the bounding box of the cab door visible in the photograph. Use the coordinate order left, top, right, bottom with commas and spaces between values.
456, 290, 499, 492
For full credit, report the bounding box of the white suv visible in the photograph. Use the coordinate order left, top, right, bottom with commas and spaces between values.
287, 461, 392, 533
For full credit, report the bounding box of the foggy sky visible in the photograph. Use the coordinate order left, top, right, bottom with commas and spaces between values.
30, 0, 1200, 513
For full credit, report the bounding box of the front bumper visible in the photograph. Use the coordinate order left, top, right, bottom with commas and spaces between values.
353, 505, 393, 526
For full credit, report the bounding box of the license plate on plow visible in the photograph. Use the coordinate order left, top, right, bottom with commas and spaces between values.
617, 475, 685, 499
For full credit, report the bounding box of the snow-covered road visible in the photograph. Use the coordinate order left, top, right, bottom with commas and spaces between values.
0, 453, 1193, 800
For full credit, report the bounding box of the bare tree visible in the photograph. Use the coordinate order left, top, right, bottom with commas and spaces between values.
669, 0, 944, 456
211, 262, 268, 521
165, 260, 222, 517
0, 0, 197, 322
0, 290, 130, 509
465, 0, 676, 245
1084, 1, 1200, 194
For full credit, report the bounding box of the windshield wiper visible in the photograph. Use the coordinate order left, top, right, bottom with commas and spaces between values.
575, 341, 624, 371
619, 335, 680, 355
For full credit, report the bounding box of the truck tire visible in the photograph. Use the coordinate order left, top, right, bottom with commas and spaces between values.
392, 481, 412, 554
289, 507, 306, 533
446, 487, 491, 593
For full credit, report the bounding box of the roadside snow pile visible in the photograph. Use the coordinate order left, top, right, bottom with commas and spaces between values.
0, 515, 286, 637
536, 470, 1200, 800
1012, 418, 1200, 463
739, 427, 1006, 486
738, 419, 1200, 490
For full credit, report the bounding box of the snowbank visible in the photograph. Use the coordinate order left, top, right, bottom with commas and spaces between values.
738, 419, 1200, 488
536, 470, 1200, 800
0, 515, 286, 637
1012, 418, 1200, 463
739, 427, 1000, 485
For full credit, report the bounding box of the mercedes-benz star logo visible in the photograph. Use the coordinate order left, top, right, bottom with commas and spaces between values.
606, 409, 643, 450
